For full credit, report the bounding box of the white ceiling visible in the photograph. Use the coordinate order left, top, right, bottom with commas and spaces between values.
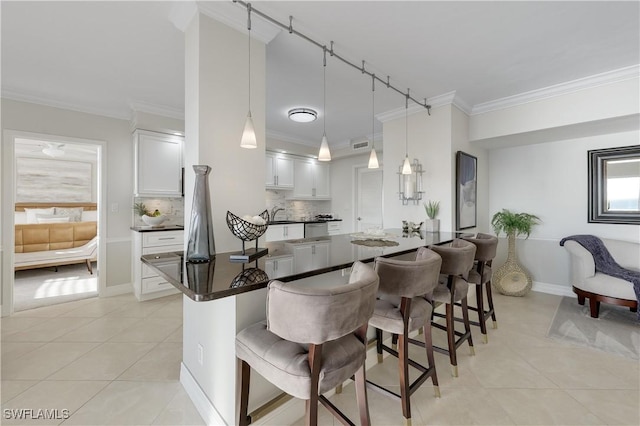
2, 1, 639, 150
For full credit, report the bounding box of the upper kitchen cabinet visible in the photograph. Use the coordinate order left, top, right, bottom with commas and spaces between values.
265, 152, 294, 189
134, 130, 184, 197
290, 159, 330, 199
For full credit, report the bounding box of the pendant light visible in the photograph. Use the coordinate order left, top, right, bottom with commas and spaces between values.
240, 3, 257, 149
401, 91, 412, 174
318, 47, 331, 161
368, 74, 379, 169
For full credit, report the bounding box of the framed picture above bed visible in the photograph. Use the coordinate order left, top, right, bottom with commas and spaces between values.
16, 158, 93, 202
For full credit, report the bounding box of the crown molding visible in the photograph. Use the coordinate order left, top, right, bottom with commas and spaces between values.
471, 64, 640, 115
196, 0, 281, 44
129, 100, 184, 120
1, 88, 131, 121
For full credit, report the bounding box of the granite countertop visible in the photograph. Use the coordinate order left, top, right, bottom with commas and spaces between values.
267, 218, 342, 225
131, 225, 185, 232
142, 230, 461, 302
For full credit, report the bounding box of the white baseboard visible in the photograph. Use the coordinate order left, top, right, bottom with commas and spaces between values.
180, 363, 227, 425
101, 282, 133, 297
532, 281, 574, 297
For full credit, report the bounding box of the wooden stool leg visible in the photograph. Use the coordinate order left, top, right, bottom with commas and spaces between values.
486, 281, 497, 328
589, 298, 600, 318
306, 344, 322, 426
238, 360, 251, 426
461, 297, 475, 356
376, 328, 383, 363
398, 333, 411, 423
354, 365, 371, 426
423, 324, 440, 398
445, 302, 458, 377
577, 294, 585, 305
476, 283, 488, 343
392, 333, 398, 351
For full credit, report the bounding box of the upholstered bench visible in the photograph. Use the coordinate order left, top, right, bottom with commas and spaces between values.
563, 238, 639, 318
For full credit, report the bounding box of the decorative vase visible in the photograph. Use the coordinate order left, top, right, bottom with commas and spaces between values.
493, 233, 532, 296
425, 219, 440, 233
186, 165, 216, 263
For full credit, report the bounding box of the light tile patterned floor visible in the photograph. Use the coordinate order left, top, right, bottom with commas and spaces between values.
1, 291, 638, 425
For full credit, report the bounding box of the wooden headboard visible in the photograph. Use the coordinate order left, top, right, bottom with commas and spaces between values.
15, 202, 98, 212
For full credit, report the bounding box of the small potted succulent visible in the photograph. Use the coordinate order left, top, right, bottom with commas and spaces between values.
423, 200, 440, 233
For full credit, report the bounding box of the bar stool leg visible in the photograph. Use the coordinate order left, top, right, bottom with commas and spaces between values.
399, 333, 411, 425
306, 344, 322, 426
376, 328, 384, 363
476, 283, 488, 343
423, 323, 440, 398
238, 360, 251, 426
486, 281, 498, 329
445, 301, 458, 377
461, 297, 475, 356
354, 365, 371, 426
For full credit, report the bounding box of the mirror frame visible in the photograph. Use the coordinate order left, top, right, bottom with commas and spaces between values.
588, 145, 640, 224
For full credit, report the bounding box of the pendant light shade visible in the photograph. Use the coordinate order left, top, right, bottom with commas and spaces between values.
401, 92, 412, 174
368, 148, 379, 168
402, 155, 412, 174
241, 112, 257, 149
318, 133, 331, 161
241, 4, 257, 149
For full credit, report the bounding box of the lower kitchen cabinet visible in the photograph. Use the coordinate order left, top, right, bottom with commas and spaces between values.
292, 241, 330, 274
265, 223, 304, 242
264, 256, 294, 279
132, 230, 183, 301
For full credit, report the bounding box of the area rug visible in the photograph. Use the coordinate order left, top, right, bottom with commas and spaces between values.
547, 296, 639, 360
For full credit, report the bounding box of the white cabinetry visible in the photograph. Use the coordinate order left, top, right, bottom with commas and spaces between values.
291, 241, 330, 274
290, 159, 330, 199
132, 230, 183, 301
264, 256, 294, 279
266, 153, 294, 189
327, 222, 342, 235
265, 224, 304, 242
134, 130, 183, 197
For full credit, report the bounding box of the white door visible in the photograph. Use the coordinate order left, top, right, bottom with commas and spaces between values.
356, 167, 383, 232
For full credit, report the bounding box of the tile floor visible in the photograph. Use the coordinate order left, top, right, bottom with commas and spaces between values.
1, 291, 638, 425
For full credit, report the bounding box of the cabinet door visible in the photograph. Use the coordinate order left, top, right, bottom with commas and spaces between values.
286, 224, 304, 240
293, 245, 313, 274
275, 157, 294, 188
311, 243, 330, 269
265, 256, 294, 279
265, 154, 276, 187
135, 131, 183, 197
314, 163, 331, 198
293, 160, 314, 198
265, 225, 285, 242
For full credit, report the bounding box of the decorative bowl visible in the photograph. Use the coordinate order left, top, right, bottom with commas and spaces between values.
226, 210, 269, 241
142, 214, 167, 226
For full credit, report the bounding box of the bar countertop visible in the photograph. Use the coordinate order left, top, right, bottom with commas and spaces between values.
142, 230, 462, 302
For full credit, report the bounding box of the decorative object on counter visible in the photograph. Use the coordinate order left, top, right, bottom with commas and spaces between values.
350, 229, 398, 240
134, 202, 167, 227
491, 209, 540, 296
456, 151, 477, 229
402, 230, 423, 239
402, 220, 423, 233
186, 165, 216, 263
398, 158, 424, 205
226, 209, 269, 263
351, 239, 399, 248
186, 258, 216, 296
230, 267, 270, 288
424, 200, 440, 232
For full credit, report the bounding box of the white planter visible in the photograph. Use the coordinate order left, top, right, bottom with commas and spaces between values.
425, 219, 440, 233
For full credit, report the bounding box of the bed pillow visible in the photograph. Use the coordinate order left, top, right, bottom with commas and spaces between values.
36, 214, 70, 224
24, 207, 55, 224
54, 207, 83, 222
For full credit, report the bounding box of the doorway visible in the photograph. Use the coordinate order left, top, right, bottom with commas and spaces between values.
2, 131, 107, 314
355, 166, 383, 232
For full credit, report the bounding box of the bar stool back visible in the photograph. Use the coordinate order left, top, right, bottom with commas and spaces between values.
367, 250, 442, 426
236, 261, 379, 426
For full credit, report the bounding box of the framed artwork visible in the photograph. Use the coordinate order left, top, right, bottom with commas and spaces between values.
456, 151, 477, 230
16, 157, 93, 202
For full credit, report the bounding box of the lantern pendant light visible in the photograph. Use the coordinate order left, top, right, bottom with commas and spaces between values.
240, 3, 257, 149
368, 74, 379, 169
401, 92, 412, 174
318, 47, 331, 161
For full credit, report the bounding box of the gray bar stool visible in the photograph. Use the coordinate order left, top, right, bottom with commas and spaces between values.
425, 239, 477, 377
236, 261, 379, 426
367, 250, 442, 426
461, 233, 499, 342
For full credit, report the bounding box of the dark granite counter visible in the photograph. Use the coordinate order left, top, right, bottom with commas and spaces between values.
142, 230, 461, 302
131, 225, 185, 232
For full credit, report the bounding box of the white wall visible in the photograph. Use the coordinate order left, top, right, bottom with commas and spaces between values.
489, 130, 640, 291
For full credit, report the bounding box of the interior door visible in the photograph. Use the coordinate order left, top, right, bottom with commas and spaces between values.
356, 167, 383, 232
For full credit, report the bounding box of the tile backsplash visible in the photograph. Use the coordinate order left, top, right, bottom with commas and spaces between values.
266, 190, 331, 221
133, 197, 184, 226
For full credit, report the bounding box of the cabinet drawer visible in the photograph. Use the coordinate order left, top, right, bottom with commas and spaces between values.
142, 276, 175, 294
142, 244, 183, 256
143, 231, 184, 247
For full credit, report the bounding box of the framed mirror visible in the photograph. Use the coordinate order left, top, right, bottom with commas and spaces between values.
588, 145, 640, 224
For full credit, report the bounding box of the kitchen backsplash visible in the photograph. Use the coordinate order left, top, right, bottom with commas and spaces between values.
133, 197, 184, 226
266, 190, 331, 221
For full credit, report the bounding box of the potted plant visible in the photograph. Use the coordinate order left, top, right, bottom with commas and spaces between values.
490, 209, 540, 296
133, 202, 166, 226
424, 200, 440, 232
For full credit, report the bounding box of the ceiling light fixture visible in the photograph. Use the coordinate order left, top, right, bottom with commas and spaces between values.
317, 46, 331, 162
288, 108, 317, 123
240, 3, 257, 149
401, 90, 412, 175
368, 73, 379, 169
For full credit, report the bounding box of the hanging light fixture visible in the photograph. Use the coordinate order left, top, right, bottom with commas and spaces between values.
240, 3, 257, 149
368, 74, 379, 169
401, 91, 412, 174
317, 46, 331, 161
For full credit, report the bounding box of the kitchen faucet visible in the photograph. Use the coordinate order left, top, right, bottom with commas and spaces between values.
270, 207, 285, 221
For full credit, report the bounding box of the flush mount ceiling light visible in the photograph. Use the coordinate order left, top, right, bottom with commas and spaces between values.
288, 108, 317, 123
